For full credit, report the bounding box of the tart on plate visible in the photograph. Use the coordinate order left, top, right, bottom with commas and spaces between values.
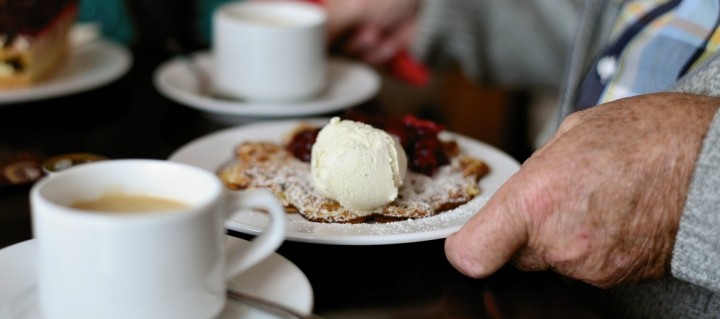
219, 114, 490, 223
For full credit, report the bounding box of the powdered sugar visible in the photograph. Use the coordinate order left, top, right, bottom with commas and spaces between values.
220, 141, 485, 223
288, 195, 488, 236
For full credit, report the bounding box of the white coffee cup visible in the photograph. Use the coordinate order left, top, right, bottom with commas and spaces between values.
30, 159, 287, 319
212, 0, 327, 102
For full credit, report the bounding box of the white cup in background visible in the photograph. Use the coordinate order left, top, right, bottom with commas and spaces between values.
30, 159, 287, 319
212, 0, 327, 103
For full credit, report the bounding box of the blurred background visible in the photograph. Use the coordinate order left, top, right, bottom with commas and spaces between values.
75, 0, 553, 163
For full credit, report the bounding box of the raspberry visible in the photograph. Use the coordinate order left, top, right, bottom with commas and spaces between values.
285, 128, 319, 162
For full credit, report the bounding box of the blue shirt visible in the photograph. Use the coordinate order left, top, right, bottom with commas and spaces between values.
576, 0, 720, 110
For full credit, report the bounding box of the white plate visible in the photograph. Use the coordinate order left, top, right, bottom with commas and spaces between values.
0, 237, 314, 319
152, 52, 380, 121
168, 118, 521, 245
0, 39, 132, 105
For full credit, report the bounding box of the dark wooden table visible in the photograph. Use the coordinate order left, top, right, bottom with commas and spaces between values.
0, 45, 601, 319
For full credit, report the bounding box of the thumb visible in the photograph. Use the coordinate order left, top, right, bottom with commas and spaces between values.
444, 185, 531, 278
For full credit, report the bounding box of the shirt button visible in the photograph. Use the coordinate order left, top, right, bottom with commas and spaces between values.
597, 56, 617, 83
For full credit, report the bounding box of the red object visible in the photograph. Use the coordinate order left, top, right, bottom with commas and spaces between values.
390, 50, 430, 87
304, 0, 430, 87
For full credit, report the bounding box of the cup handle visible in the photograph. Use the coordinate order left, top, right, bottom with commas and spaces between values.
224, 189, 287, 279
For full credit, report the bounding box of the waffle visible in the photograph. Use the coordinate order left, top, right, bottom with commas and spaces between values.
218, 130, 489, 223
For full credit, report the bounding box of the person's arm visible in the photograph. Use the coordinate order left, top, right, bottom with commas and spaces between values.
412, 0, 582, 88
444, 92, 720, 291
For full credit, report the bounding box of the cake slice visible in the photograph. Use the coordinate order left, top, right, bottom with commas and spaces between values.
0, 0, 78, 88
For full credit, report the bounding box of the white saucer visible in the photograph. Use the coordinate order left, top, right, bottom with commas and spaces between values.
0, 39, 132, 105
0, 237, 314, 319
152, 52, 380, 122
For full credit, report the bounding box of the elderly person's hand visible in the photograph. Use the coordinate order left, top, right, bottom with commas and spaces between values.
445, 92, 720, 288
325, 0, 420, 65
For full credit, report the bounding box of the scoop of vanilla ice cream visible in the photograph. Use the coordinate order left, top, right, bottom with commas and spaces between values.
311, 117, 408, 212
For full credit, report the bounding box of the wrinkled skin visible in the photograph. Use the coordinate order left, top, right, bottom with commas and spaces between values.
445, 92, 720, 288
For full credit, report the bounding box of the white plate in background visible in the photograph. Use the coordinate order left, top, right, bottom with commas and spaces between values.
153, 52, 380, 120
0, 39, 132, 105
